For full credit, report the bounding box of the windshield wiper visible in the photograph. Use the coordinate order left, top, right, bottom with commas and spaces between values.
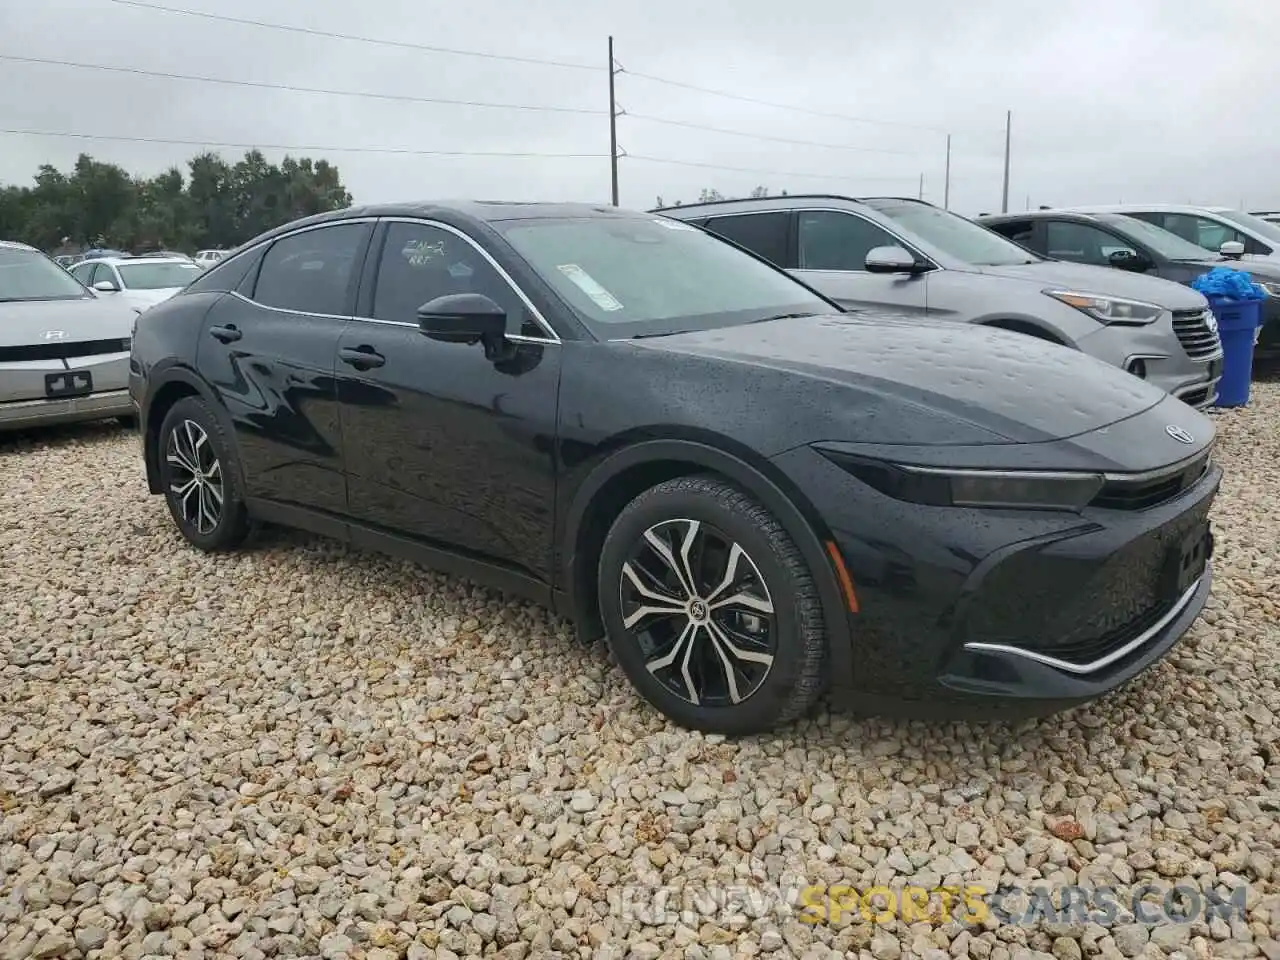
748, 311, 821, 324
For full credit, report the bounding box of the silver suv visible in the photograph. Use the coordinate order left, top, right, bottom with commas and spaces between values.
655, 196, 1222, 408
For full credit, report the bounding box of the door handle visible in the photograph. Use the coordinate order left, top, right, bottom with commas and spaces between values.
209, 324, 242, 343
339, 346, 386, 370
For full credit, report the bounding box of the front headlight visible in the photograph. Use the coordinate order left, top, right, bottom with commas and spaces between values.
1257, 281, 1280, 298
1043, 289, 1165, 325
818, 450, 1104, 512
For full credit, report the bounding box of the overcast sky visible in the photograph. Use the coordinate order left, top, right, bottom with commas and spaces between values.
2, 0, 1278, 216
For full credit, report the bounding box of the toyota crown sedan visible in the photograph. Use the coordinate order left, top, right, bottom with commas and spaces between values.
129, 202, 1219, 734
1, 240, 138, 430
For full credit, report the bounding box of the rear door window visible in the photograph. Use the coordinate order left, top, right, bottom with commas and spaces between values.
252, 223, 370, 316
703, 212, 791, 266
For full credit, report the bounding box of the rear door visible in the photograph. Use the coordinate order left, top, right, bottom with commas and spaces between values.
790, 209, 928, 313
195, 219, 373, 514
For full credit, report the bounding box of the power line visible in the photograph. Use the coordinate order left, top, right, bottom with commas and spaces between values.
0, 128, 607, 159
105, 0, 601, 71
620, 69, 951, 134
0, 55, 605, 116
626, 154, 917, 184
624, 112, 920, 156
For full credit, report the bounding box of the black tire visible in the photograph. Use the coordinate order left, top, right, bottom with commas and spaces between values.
597, 475, 827, 735
157, 396, 251, 552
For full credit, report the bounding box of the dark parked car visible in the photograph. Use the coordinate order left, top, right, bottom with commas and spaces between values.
980, 210, 1280, 358
130, 202, 1219, 733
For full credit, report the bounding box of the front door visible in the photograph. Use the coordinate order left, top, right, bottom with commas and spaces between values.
334, 219, 561, 581
195, 220, 373, 514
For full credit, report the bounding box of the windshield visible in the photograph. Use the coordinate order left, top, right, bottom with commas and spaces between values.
0, 247, 91, 302
497, 215, 833, 338
1099, 215, 1215, 261
117, 261, 202, 290
863, 200, 1040, 267
1214, 209, 1280, 245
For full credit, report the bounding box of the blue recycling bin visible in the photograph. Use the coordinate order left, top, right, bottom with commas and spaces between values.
1208, 296, 1261, 408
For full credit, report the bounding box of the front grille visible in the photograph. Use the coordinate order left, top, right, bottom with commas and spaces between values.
0, 337, 130, 363
1091, 452, 1211, 511
963, 496, 1212, 668
1033, 596, 1175, 666
1171, 309, 1222, 360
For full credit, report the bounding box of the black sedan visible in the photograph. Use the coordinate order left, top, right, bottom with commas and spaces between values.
980, 210, 1280, 357
129, 201, 1219, 734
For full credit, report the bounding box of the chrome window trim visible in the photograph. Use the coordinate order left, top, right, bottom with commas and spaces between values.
223, 290, 354, 322
191, 216, 382, 297
373, 216, 561, 343
791, 206, 939, 274
963, 571, 1206, 675
348, 314, 551, 346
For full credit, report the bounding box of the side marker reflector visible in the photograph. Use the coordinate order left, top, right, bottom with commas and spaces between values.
825, 540, 860, 613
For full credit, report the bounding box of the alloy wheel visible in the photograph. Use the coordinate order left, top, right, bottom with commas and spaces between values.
618, 518, 776, 707
166, 419, 223, 535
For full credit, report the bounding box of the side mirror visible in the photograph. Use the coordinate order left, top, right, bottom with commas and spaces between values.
1220, 240, 1245, 259
1108, 249, 1151, 272
92, 280, 119, 293
417, 293, 507, 345
865, 245, 928, 275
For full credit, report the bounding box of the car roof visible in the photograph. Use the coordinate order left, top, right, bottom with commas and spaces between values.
650, 194, 932, 216
1064, 202, 1235, 215
0, 239, 39, 252
215, 200, 662, 260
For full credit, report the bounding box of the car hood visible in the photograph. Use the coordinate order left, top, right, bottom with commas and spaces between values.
0, 296, 137, 347
634, 312, 1173, 445
121, 288, 183, 307
974, 260, 1208, 309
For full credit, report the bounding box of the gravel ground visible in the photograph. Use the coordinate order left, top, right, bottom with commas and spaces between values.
2, 381, 1279, 960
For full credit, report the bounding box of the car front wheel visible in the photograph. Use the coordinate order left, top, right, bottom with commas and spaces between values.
157, 396, 250, 551
597, 475, 828, 735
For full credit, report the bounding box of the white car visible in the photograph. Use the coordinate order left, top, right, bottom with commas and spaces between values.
194, 249, 227, 269
68, 256, 203, 309
1067, 203, 1280, 263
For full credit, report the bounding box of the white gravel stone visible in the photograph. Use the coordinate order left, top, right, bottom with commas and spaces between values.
2, 383, 1279, 959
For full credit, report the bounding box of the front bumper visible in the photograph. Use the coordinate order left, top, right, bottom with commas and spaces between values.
0, 388, 133, 430
1074, 313, 1221, 409
769, 445, 1221, 718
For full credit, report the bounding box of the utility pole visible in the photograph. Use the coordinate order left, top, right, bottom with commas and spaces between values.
608, 36, 619, 206
918, 172, 924, 200
943, 134, 952, 210
1001, 110, 1011, 214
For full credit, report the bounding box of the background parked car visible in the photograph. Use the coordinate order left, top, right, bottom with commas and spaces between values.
1068, 204, 1280, 262
131, 202, 1219, 733
979, 210, 1280, 358
194, 249, 227, 269
0, 240, 137, 430
655, 195, 1222, 408
69, 256, 203, 309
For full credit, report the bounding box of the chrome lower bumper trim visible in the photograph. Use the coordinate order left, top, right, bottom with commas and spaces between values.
962, 569, 1206, 675
0, 388, 133, 427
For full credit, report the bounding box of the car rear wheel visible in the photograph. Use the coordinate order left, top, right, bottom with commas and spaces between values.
158, 396, 250, 551
597, 475, 827, 735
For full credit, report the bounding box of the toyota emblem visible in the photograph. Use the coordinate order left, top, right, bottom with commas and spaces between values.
1165, 424, 1195, 444
43, 330, 66, 341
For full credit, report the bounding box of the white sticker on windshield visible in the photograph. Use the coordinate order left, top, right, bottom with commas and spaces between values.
652, 218, 696, 231
556, 263, 624, 311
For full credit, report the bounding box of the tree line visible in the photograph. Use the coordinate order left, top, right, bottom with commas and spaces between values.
0, 150, 353, 254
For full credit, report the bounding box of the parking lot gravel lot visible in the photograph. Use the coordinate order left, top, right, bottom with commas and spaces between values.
2, 382, 1279, 960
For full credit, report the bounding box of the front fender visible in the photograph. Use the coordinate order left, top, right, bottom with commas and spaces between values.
559, 437, 857, 700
